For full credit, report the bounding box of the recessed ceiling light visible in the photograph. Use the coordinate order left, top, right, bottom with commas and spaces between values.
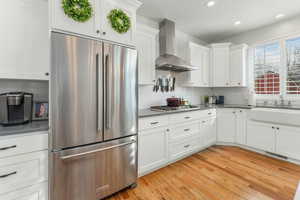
234, 21, 241, 26
206, 1, 216, 7
275, 14, 285, 19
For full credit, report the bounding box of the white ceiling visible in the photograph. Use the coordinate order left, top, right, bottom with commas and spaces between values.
137, 0, 300, 43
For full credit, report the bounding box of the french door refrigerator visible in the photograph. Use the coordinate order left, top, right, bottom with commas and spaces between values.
50, 32, 138, 200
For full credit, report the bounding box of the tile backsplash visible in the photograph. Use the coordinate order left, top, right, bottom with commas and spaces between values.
0, 79, 49, 101
139, 85, 212, 109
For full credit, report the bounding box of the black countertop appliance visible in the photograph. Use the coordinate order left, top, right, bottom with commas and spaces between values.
0, 92, 33, 126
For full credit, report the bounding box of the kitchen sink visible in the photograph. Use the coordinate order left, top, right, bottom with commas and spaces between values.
249, 108, 300, 126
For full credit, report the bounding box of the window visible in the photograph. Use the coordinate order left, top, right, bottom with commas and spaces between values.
286, 37, 300, 94
254, 43, 281, 95
253, 35, 300, 97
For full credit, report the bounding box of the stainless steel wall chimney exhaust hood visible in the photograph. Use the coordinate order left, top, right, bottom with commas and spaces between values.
156, 19, 198, 72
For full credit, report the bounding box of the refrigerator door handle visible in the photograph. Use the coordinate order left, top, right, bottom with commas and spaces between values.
60, 139, 136, 160
96, 53, 102, 132
105, 54, 111, 129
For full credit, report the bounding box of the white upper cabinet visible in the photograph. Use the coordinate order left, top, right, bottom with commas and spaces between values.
136, 24, 158, 85
210, 43, 231, 87
51, 0, 96, 37
96, 0, 141, 46
179, 42, 210, 87
0, 0, 49, 80
230, 44, 248, 87
51, 0, 142, 46
210, 43, 248, 87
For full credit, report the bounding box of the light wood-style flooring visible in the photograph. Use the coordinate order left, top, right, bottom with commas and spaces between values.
107, 146, 300, 200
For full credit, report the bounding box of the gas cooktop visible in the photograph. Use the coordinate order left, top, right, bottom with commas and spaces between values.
150, 105, 200, 112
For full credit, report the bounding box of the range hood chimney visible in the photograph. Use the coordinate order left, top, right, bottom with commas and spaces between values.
156, 19, 198, 72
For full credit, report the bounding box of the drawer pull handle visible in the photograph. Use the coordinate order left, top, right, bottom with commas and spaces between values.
184, 116, 191, 119
150, 122, 159, 125
0, 145, 17, 151
0, 171, 17, 179
184, 128, 190, 132
208, 113, 212, 115
184, 145, 190, 148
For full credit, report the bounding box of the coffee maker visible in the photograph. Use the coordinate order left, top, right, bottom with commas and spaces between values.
0, 92, 33, 126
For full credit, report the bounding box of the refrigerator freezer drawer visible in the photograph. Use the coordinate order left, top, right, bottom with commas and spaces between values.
51, 136, 137, 200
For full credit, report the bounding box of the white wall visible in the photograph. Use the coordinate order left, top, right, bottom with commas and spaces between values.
137, 16, 211, 109
217, 15, 300, 45
212, 15, 300, 105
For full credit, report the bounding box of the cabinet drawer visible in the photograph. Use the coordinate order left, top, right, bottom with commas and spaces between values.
0, 132, 48, 159
169, 138, 200, 161
0, 181, 48, 200
202, 109, 216, 118
0, 150, 48, 194
139, 115, 169, 130
169, 122, 199, 142
169, 111, 200, 124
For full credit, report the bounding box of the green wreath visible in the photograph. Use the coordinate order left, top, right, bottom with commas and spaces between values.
107, 9, 131, 34
62, 0, 93, 22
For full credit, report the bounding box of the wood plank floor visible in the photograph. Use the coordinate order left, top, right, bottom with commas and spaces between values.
107, 146, 300, 200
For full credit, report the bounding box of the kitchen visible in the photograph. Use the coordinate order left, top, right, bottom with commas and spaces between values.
1, 0, 300, 200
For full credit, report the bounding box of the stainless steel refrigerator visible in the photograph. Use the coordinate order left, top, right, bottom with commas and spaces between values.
50, 32, 138, 200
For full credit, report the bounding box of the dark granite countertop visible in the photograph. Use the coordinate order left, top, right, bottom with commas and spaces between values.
139, 104, 300, 118
0, 120, 49, 137
139, 104, 255, 118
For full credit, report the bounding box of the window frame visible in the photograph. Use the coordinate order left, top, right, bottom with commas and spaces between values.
250, 33, 300, 100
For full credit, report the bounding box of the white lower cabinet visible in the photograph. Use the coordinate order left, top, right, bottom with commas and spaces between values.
276, 125, 300, 160
169, 137, 200, 161
235, 109, 248, 145
138, 127, 168, 175
247, 120, 300, 161
201, 117, 217, 147
0, 132, 48, 199
138, 109, 217, 176
217, 109, 236, 143
247, 121, 275, 152
0, 182, 48, 200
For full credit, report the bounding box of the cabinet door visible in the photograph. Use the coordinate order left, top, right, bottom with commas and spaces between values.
136, 25, 158, 85
201, 117, 217, 147
201, 48, 210, 87
179, 43, 210, 87
217, 109, 236, 143
51, 0, 96, 37
276, 125, 300, 160
211, 45, 230, 87
230, 44, 248, 87
236, 109, 248, 145
0, 182, 48, 200
0, 0, 49, 80
247, 121, 275, 152
138, 128, 168, 176
98, 0, 140, 46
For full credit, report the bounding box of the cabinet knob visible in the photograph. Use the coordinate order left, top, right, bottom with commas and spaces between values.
166, 129, 170, 132
45, 72, 49, 76
277, 127, 280, 130
96, 30, 100, 34
238, 83, 241, 85
102, 31, 106, 35
272, 126, 275, 129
